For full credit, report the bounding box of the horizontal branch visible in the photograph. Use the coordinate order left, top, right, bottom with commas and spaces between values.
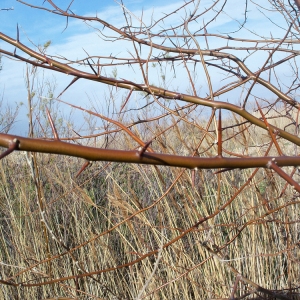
1, 133, 300, 169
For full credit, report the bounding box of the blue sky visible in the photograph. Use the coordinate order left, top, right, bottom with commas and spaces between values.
1, 1, 166, 44
0, 0, 298, 135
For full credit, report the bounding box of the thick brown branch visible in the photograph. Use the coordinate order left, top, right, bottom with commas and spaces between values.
1, 133, 300, 169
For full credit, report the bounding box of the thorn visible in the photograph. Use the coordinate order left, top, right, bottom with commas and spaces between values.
16, 24, 19, 42
0, 138, 19, 160
214, 168, 234, 174
87, 59, 97, 76
120, 88, 133, 113
46, 107, 60, 140
57, 77, 79, 99
76, 161, 92, 178
138, 141, 152, 158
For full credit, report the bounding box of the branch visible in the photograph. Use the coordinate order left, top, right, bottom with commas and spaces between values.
1, 133, 300, 169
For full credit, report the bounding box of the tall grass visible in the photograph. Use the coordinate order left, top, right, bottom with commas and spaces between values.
0, 110, 299, 299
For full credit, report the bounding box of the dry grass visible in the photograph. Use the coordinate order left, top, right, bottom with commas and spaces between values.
0, 110, 300, 300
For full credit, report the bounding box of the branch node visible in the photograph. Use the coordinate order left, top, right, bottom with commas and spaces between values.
266, 161, 272, 168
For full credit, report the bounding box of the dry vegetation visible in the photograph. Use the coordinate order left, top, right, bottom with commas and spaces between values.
0, 0, 300, 299
0, 112, 299, 299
